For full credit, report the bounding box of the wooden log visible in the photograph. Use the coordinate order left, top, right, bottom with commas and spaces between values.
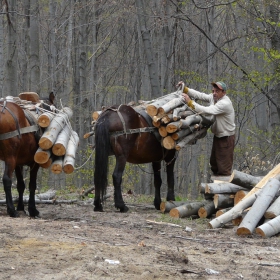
169, 201, 206, 218
205, 182, 247, 194
180, 115, 202, 129
237, 178, 280, 235
162, 136, 176, 150
213, 194, 234, 209
208, 188, 261, 229
171, 124, 197, 141
37, 112, 55, 128
166, 121, 182, 133
84, 131, 94, 139
232, 208, 251, 226
264, 195, 280, 219
256, 215, 280, 237
172, 104, 188, 121
161, 114, 172, 124
160, 201, 191, 213
243, 164, 280, 199
34, 147, 51, 164
158, 126, 168, 137
175, 127, 208, 151
19, 92, 40, 103
199, 183, 207, 194
39, 107, 73, 150
157, 97, 184, 118
215, 207, 232, 217
198, 200, 215, 218
92, 110, 102, 121
146, 92, 180, 117
39, 157, 53, 169
52, 125, 71, 156
152, 119, 161, 128
229, 169, 260, 189
63, 131, 79, 174
234, 190, 249, 205
51, 156, 64, 174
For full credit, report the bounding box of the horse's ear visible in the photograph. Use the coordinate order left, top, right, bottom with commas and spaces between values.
49, 92, 55, 104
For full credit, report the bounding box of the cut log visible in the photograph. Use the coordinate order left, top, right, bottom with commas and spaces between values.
232, 208, 250, 226
256, 216, 280, 237
162, 136, 176, 150
264, 196, 280, 219
63, 131, 80, 174
243, 164, 280, 199
152, 119, 161, 128
160, 201, 191, 213
229, 169, 260, 189
237, 178, 280, 235
39, 157, 53, 169
34, 147, 51, 164
199, 183, 207, 194
145, 92, 180, 117
180, 115, 202, 129
92, 110, 102, 120
39, 107, 73, 150
37, 112, 55, 128
234, 190, 249, 205
19, 92, 40, 103
205, 182, 247, 194
51, 156, 64, 174
161, 114, 173, 124
169, 201, 206, 218
172, 104, 188, 121
215, 207, 232, 217
52, 125, 71, 156
213, 194, 234, 209
208, 188, 261, 229
83, 131, 94, 139
171, 124, 197, 141
175, 127, 208, 151
166, 121, 182, 133
198, 200, 215, 218
158, 126, 168, 137
157, 97, 184, 117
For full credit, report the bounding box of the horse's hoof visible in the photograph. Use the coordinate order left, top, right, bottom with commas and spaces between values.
8, 210, 19, 218
94, 206, 103, 212
120, 205, 129, 213
28, 208, 40, 218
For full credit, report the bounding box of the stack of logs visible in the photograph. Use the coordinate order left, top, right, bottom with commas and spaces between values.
160, 164, 280, 238
145, 91, 214, 150
34, 107, 79, 174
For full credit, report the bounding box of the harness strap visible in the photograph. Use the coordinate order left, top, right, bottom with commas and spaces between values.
117, 105, 127, 135
110, 127, 156, 137
0, 125, 39, 141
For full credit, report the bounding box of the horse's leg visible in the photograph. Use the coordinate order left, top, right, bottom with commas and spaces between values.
15, 166, 26, 212
28, 163, 40, 217
94, 184, 103, 212
113, 156, 128, 212
152, 161, 162, 210
3, 160, 18, 217
166, 159, 176, 202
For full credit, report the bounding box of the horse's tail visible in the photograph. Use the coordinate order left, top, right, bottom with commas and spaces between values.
94, 115, 110, 200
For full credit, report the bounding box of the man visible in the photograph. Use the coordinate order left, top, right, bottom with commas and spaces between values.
177, 81, 235, 176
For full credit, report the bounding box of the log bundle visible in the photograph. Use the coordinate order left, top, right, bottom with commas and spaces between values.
34, 107, 79, 174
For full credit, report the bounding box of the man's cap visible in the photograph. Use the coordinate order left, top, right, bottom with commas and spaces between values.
211, 81, 227, 91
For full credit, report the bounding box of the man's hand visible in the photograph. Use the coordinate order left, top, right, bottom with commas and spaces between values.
182, 93, 191, 103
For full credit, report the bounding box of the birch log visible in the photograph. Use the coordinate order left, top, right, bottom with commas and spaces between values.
157, 98, 184, 117
162, 136, 175, 150
92, 110, 102, 121
180, 115, 202, 129
205, 182, 247, 194
52, 125, 71, 156
229, 169, 260, 189
236, 178, 280, 235
39, 157, 53, 169
160, 201, 190, 213
198, 200, 215, 218
264, 196, 280, 219
34, 147, 51, 164
256, 216, 280, 237
208, 189, 261, 229
39, 107, 73, 150
158, 126, 168, 137
213, 194, 234, 209
234, 190, 249, 205
171, 125, 197, 141
37, 112, 55, 128
51, 156, 64, 174
172, 104, 188, 121
169, 201, 205, 218
216, 207, 232, 217
175, 128, 208, 151
166, 121, 182, 133
63, 131, 79, 174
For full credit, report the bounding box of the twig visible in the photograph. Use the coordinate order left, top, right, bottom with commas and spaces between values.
146, 219, 182, 228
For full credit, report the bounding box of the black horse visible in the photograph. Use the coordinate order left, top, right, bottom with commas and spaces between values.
93, 104, 177, 212
0, 92, 55, 217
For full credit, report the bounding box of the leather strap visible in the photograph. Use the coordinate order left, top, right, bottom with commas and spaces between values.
0, 125, 39, 140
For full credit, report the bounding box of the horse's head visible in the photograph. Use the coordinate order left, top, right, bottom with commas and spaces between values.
40, 92, 56, 112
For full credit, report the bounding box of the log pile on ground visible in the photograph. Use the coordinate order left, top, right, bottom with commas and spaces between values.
34, 107, 79, 174
160, 165, 280, 238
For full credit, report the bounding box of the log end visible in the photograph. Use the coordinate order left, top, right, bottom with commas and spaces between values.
264, 212, 276, 219
51, 165, 63, 174
39, 137, 53, 150
169, 208, 180, 218
63, 164, 74, 174
160, 202, 166, 213
255, 227, 266, 237
52, 145, 66, 156
34, 152, 49, 164
236, 227, 252, 236
198, 208, 207, 218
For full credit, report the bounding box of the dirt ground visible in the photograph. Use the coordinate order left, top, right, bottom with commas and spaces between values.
1, 191, 280, 280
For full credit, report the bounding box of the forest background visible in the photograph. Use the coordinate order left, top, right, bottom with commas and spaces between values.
0, 0, 279, 200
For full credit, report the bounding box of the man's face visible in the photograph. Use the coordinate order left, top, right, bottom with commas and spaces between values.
212, 87, 225, 103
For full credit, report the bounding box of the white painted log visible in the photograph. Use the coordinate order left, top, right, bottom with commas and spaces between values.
256, 215, 280, 237
264, 195, 280, 219
34, 147, 51, 164
52, 125, 71, 156
37, 112, 55, 128
51, 156, 64, 174
208, 189, 261, 229
229, 169, 260, 189
39, 107, 73, 150
237, 178, 280, 235
63, 131, 79, 174
205, 182, 247, 194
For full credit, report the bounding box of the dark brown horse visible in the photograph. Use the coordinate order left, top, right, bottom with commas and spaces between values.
93, 104, 177, 212
0, 92, 55, 217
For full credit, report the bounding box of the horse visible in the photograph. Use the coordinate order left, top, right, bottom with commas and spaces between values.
0, 92, 55, 217
93, 104, 177, 212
